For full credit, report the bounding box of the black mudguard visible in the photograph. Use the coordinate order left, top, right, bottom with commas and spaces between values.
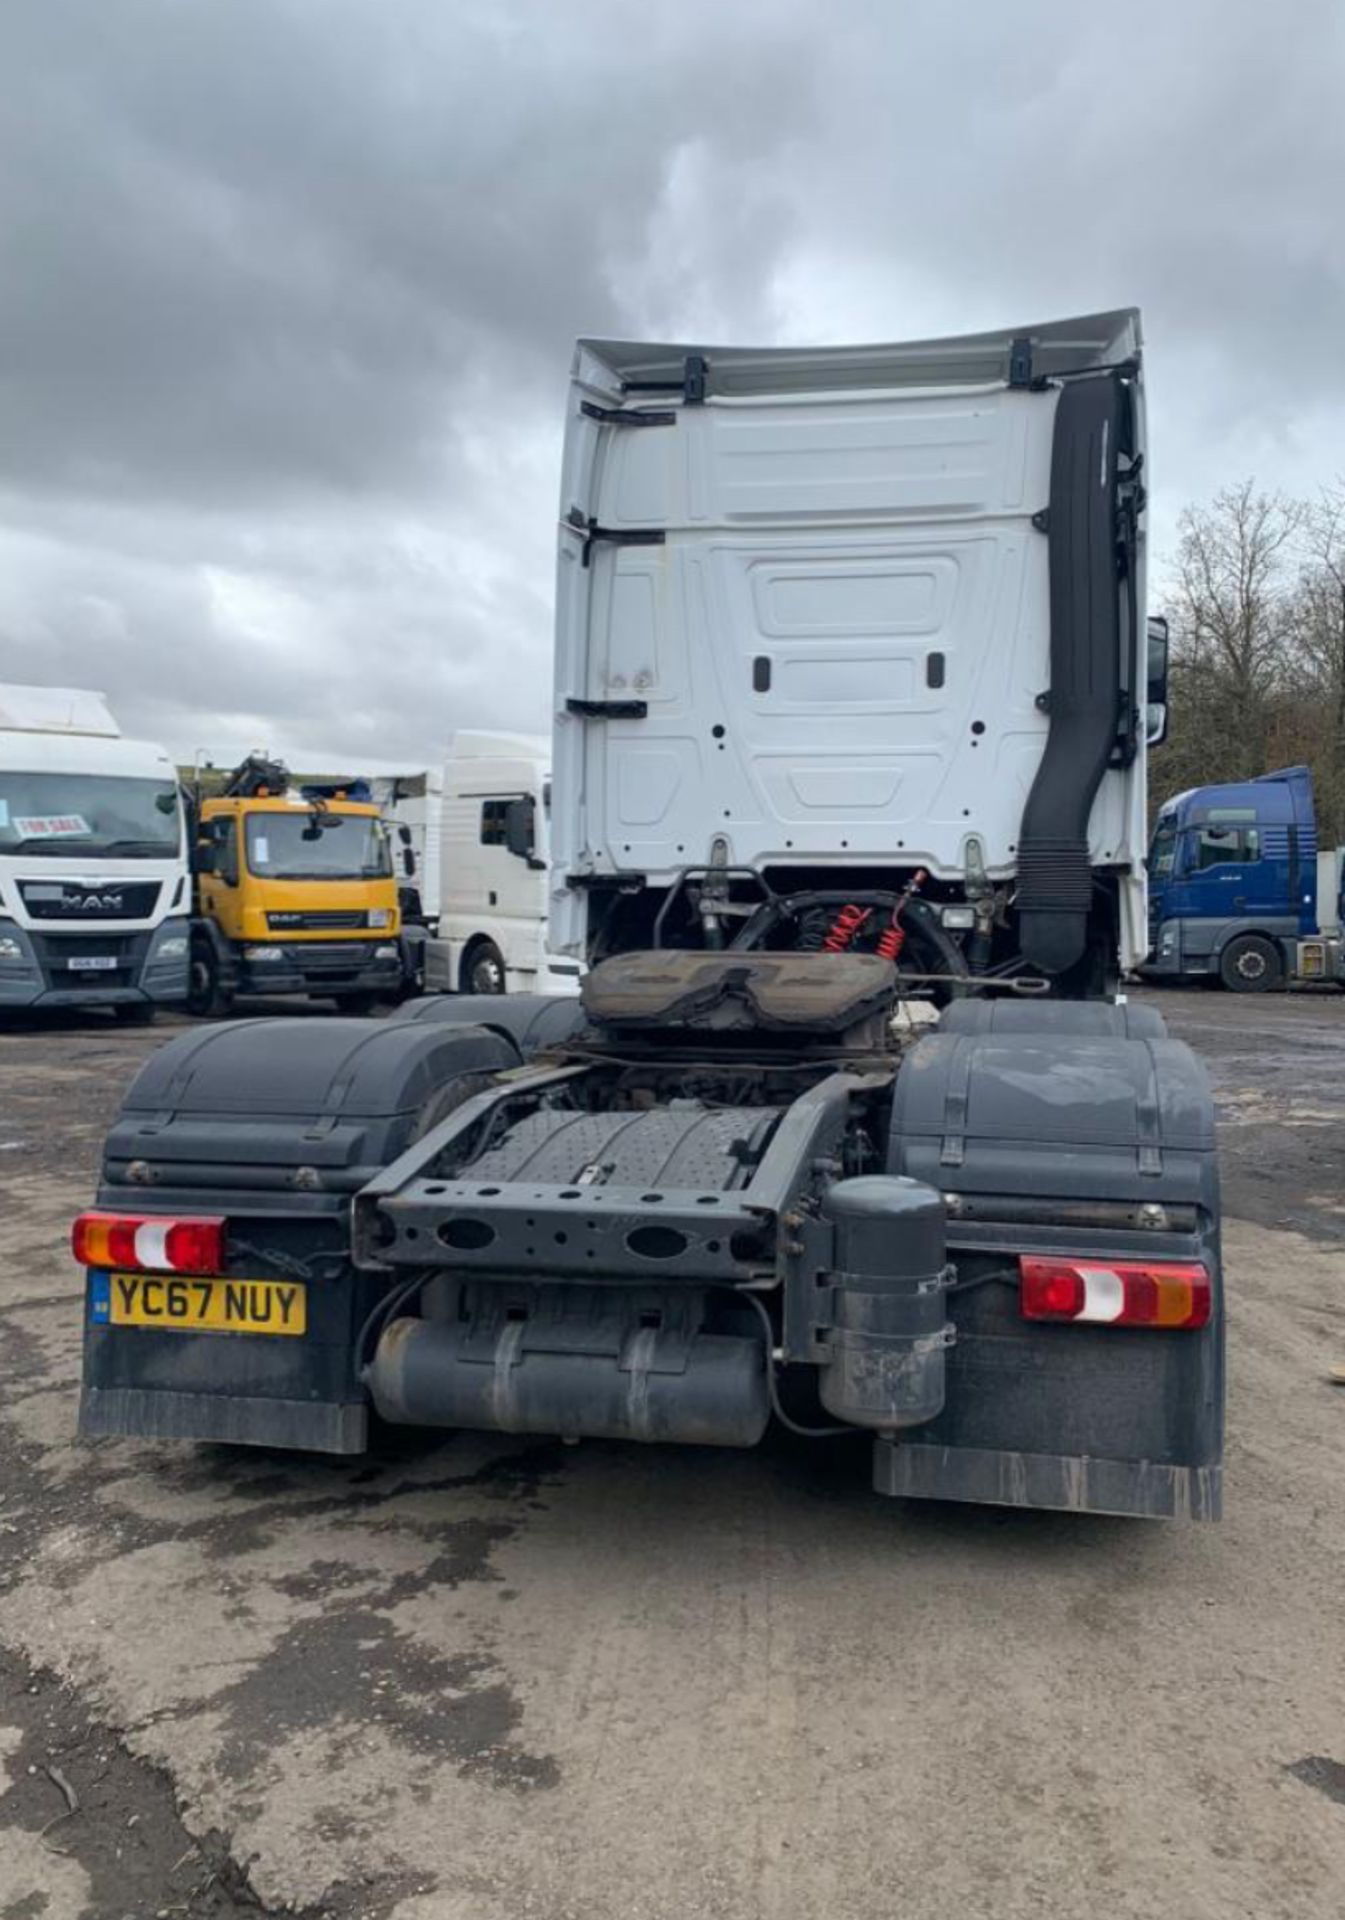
78, 1017, 518, 1453
391, 992, 586, 1055
884, 1001, 1224, 1518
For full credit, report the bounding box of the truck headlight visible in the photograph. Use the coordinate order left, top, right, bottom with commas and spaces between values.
940, 905, 976, 930
243, 945, 285, 963
368, 909, 390, 929
156, 935, 188, 957
0, 935, 23, 961
373, 944, 398, 961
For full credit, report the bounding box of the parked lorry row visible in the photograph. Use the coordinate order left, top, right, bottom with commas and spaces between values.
0, 698, 569, 1019
0, 702, 408, 1020
9, 669, 1334, 1033
76, 308, 1228, 1521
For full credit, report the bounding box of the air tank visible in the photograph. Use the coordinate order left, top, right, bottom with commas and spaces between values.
818, 1176, 952, 1431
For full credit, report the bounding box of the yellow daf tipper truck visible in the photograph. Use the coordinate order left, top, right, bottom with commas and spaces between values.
187, 756, 403, 1015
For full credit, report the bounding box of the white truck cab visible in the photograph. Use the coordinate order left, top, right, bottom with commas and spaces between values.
357, 764, 445, 926
550, 312, 1155, 995
0, 686, 190, 1020
420, 730, 581, 995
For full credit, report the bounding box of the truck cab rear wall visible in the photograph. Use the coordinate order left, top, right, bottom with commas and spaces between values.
551, 310, 1148, 976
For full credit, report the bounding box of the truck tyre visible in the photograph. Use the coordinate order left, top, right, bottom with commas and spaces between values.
1219, 933, 1283, 993
334, 992, 381, 1016
187, 943, 233, 1019
462, 939, 506, 995
113, 1002, 157, 1028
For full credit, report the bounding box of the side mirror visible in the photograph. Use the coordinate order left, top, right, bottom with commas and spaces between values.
1145, 615, 1169, 744
402, 848, 416, 877
397, 824, 413, 847
198, 820, 238, 885
504, 795, 537, 863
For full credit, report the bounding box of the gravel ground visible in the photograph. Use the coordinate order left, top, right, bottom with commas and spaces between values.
0, 988, 1342, 1920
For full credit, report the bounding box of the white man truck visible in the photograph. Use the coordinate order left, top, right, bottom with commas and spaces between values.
77, 311, 1224, 1520
415, 731, 581, 995
360, 765, 444, 926
0, 686, 190, 1021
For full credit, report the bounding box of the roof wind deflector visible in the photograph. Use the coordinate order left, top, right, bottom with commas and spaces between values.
578, 311, 1141, 404
1017, 374, 1130, 976
621, 353, 708, 405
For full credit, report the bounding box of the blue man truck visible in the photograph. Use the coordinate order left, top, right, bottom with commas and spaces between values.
1145, 765, 1345, 992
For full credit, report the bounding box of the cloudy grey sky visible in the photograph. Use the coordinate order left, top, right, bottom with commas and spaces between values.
1, 0, 1342, 768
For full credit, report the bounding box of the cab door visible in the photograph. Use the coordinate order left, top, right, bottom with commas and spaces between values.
1184, 821, 1269, 918
197, 816, 244, 940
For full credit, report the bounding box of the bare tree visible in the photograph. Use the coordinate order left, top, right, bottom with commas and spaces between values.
1150, 482, 1305, 817
1167, 483, 1303, 778
1146, 481, 1345, 836
1291, 482, 1345, 837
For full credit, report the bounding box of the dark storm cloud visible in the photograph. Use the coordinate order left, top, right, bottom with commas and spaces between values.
772, 4, 1345, 457
0, 0, 814, 505
0, 0, 1341, 764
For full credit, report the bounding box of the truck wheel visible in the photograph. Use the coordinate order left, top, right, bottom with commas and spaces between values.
113, 1002, 157, 1027
1219, 933, 1283, 993
333, 992, 381, 1015
462, 940, 506, 995
187, 946, 233, 1019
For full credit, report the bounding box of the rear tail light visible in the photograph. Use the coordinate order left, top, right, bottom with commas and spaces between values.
1020, 1256, 1211, 1330
72, 1211, 226, 1276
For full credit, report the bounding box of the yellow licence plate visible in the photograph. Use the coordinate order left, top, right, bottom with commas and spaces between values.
102, 1273, 306, 1336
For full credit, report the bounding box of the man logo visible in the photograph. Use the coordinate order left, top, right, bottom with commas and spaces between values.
20, 879, 156, 921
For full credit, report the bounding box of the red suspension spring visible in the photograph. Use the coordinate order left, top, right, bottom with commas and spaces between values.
876, 869, 927, 966
875, 922, 905, 963
822, 903, 871, 952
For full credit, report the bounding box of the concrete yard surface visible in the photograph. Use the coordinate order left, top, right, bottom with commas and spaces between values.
0, 989, 1342, 1919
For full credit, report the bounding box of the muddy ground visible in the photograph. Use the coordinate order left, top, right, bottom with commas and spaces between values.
0, 987, 1342, 1920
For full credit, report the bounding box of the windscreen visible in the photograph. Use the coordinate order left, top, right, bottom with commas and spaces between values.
0, 773, 181, 858
1148, 819, 1178, 879
244, 812, 392, 881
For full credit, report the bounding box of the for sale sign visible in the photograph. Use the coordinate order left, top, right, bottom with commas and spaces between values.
12, 815, 92, 839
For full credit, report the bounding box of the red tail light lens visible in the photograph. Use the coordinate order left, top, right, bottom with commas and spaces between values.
72, 1211, 226, 1277
160, 1219, 227, 1274
1020, 1256, 1211, 1330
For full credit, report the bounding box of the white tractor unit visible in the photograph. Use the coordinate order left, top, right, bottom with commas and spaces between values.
76, 312, 1223, 1521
